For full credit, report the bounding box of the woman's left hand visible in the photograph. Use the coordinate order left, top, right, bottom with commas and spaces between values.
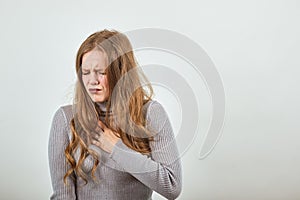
92, 120, 120, 154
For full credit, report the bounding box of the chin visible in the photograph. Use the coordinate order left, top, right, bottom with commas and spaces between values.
95, 100, 106, 103
92, 97, 108, 103
89, 93, 109, 103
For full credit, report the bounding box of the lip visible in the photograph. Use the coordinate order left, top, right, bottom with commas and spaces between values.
89, 88, 102, 94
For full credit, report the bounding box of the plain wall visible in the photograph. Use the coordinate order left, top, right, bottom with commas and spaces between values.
0, 0, 299, 199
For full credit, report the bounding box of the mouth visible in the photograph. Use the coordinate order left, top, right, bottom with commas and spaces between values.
89, 88, 102, 94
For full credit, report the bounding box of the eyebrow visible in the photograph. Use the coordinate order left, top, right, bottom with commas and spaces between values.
81, 67, 105, 71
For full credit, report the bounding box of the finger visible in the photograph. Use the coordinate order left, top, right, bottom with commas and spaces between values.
92, 139, 101, 147
98, 120, 107, 130
94, 134, 99, 140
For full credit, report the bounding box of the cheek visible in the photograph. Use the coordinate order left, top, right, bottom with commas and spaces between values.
82, 76, 89, 89
102, 77, 109, 89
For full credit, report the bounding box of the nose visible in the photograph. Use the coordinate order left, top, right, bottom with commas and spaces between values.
90, 72, 100, 85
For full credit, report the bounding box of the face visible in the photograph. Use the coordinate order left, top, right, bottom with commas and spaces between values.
81, 49, 109, 102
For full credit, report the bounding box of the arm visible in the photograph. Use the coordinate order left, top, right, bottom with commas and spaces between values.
109, 101, 182, 199
48, 107, 76, 200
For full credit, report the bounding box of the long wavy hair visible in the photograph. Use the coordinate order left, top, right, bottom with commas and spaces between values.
64, 29, 154, 184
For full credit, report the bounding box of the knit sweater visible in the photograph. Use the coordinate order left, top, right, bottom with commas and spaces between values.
48, 100, 182, 200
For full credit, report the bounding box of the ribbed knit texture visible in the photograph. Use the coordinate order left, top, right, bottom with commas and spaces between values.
48, 100, 182, 200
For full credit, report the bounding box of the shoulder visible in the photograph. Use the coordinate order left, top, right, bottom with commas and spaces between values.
144, 100, 168, 118
52, 104, 74, 129
144, 100, 170, 131
60, 104, 74, 121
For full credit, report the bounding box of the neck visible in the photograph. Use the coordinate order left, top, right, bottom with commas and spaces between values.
96, 101, 107, 112
95, 101, 112, 118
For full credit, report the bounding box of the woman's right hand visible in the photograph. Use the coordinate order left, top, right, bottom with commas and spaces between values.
92, 120, 120, 153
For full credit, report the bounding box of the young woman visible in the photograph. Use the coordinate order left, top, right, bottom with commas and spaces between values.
48, 29, 182, 200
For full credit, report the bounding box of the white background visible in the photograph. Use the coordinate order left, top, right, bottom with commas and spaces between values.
0, 0, 299, 199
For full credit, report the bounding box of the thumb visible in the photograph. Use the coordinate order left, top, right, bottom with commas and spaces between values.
98, 120, 107, 131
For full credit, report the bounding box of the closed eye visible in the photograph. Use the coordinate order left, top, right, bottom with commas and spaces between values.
96, 70, 106, 76
82, 71, 90, 75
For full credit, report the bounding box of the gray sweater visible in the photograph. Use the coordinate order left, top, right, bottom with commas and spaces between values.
48, 100, 182, 200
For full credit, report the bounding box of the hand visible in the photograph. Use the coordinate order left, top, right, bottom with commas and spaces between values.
92, 120, 120, 154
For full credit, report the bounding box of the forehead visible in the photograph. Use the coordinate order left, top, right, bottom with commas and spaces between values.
81, 49, 108, 69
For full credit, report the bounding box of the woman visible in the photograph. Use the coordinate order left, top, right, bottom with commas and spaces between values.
48, 29, 182, 200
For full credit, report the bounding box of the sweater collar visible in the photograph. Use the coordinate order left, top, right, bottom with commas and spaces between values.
96, 101, 107, 112
95, 101, 113, 117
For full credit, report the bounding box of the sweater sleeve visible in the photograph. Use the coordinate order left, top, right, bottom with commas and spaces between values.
108, 101, 182, 199
48, 107, 76, 200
